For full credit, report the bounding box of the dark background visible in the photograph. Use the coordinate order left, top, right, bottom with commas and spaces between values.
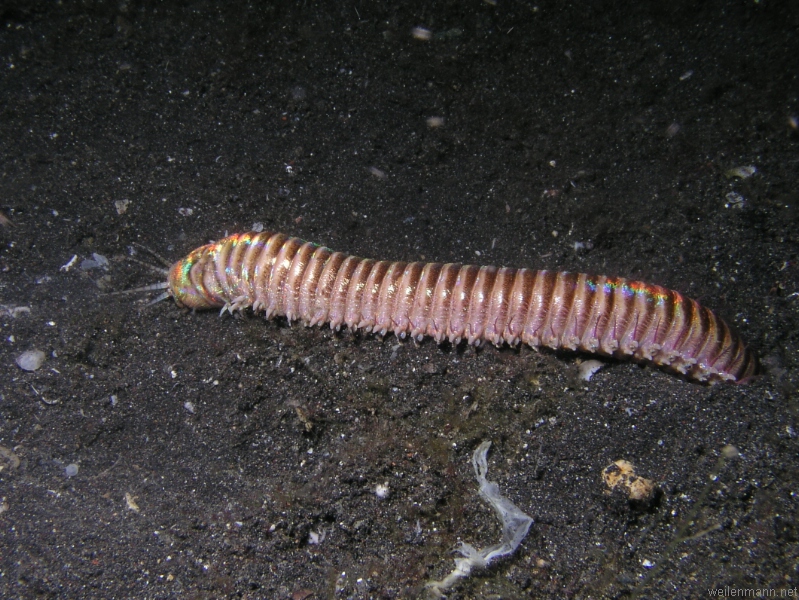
1, 1, 798, 598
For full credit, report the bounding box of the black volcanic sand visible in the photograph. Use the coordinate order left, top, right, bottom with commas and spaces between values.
1, 1, 798, 598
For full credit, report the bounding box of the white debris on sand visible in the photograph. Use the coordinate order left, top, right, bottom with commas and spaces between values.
79, 253, 109, 270
0, 304, 31, 318
724, 165, 757, 179
578, 359, 606, 381
425, 441, 533, 597
16, 349, 45, 371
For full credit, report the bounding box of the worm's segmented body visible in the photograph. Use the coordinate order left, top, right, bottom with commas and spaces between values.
167, 231, 757, 384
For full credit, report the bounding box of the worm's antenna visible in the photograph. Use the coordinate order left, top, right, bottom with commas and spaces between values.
131, 241, 173, 269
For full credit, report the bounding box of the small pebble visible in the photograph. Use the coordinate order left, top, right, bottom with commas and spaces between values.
665, 122, 681, 138
725, 191, 745, 209
65, 463, 79, 477
578, 359, 605, 381
725, 165, 757, 179
79, 253, 109, 270
16, 349, 45, 371
115, 199, 130, 215
411, 26, 432, 41
602, 460, 656, 503
722, 444, 740, 459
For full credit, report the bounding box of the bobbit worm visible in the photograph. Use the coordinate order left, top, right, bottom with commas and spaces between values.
147, 231, 756, 384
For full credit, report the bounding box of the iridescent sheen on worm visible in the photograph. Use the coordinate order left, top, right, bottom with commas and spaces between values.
156, 231, 757, 384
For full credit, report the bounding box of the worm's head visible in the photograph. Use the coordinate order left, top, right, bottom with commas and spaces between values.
168, 248, 217, 309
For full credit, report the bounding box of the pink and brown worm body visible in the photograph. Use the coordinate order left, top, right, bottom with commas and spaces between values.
167, 231, 757, 384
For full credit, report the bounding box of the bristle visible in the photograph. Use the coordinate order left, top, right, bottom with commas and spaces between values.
131, 242, 173, 269
146, 291, 172, 305
108, 281, 169, 296
119, 255, 170, 276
